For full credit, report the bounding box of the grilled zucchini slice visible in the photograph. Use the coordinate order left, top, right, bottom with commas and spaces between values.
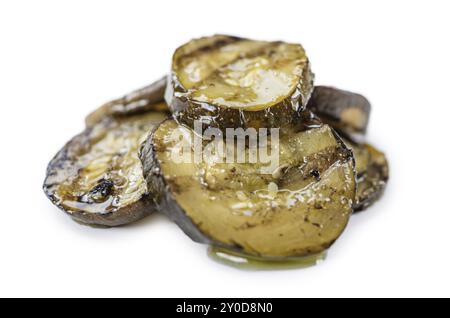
166, 35, 314, 130
140, 117, 356, 258
307, 87, 387, 210
346, 141, 389, 211
44, 111, 166, 226
307, 86, 371, 139
86, 76, 168, 126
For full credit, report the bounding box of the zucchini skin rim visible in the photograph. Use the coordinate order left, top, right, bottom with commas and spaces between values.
307, 86, 371, 139
140, 119, 214, 244
353, 144, 389, 212
85, 76, 168, 127
166, 68, 314, 131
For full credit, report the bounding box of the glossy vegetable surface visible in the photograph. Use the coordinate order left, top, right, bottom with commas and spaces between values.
86, 76, 168, 126
346, 141, 389, 211
166, 35, 314, 130
44, 111, 166, 226
140, 116, 356, 258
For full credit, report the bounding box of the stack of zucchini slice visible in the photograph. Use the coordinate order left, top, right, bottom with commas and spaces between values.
44, 35, 388, 264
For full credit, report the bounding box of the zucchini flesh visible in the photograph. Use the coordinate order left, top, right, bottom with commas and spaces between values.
141, 118, 356, 258
44, 111, 166, 226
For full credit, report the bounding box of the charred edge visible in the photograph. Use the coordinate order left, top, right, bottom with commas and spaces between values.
167, 75, 310, 131
174, 35, 244, 60
43, 119, 155, 227
139, 121, 215, 244
353, 149, 389, 212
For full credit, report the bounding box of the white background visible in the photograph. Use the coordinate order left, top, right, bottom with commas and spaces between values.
1, 0, 449, 298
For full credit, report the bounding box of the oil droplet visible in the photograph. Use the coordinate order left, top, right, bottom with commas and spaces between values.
208, 246, 326, 270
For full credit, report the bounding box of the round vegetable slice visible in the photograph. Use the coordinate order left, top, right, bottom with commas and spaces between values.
44, 111, 167, 226
166, 35, 314, 131
140, 117, 356, 258
307, 86, 371, 140
345, 140, 389, 211
86, 76, 168, 126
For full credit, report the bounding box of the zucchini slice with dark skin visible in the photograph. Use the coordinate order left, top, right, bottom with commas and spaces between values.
166, 35, 314, 131
140, 115, 356, 258
85, 76, 169, 126
44, 111, 167, 226
307, 86, 371, 140
307, 87, 387, 210
346, 141, 389, 211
